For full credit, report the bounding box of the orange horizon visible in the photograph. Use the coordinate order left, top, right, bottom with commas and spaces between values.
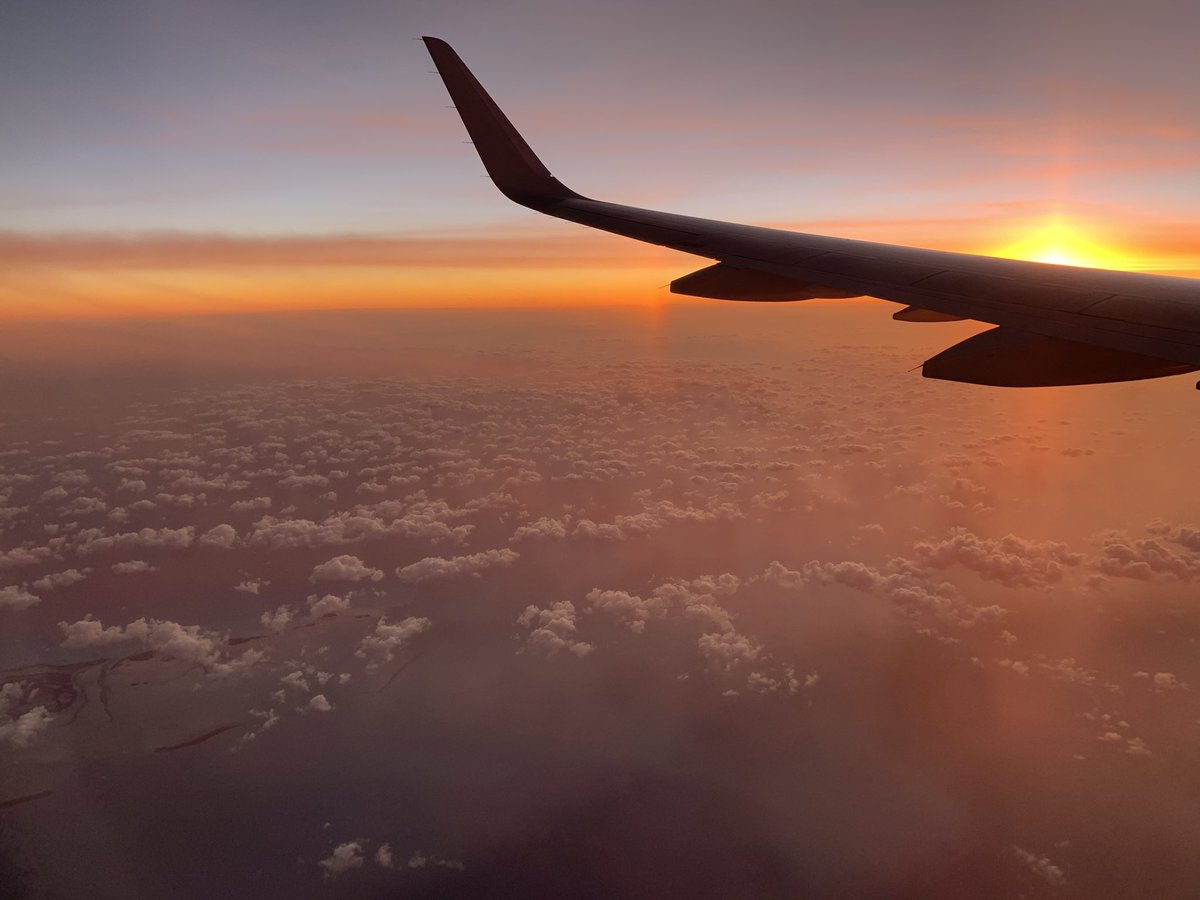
3, 215, 1199, 321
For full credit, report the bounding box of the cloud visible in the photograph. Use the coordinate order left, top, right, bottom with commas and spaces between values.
248, 497, 474, 549
198, 524, 238, 548
572, 499, 742, 541
319, 841, 365, 878
308, 693, 332, 712
396, 548, 518, 583
757, 557, 1004, 628
234, 578, 266, 594
1011, 846, 1067, 887
914, 528, 1082, 587
112, 560, 157, 574
260, 605, 295, 632
230, 496, 272, 512
697, 630, 763, 672
76, 526, 195, 556
355, 617, 431, 667
58, 615, 127, 647
1095, 534, 1200, 580
516, 601, 594, 658
0, 706, 52, 748
0, 545, 54, 571
57, 615, 262, 678
509, 516, 569, 542
310, 554, 383, 583
307, 593, 351, 617
0, 584, 40, 611
30, 569, 88, 591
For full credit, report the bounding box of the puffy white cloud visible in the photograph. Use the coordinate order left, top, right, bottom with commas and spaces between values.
0, 584, 40, 610
76, 526, 194, 556
112, 560, 157, 574
509, 516, 568, 542
307, 593, 351, 618
198, 524, 238, 549
57, 615, 262, 678
308, 693, 332, 712
1011, 846, 1066, 886
280, 670, 310, 692
516, 601, 593, 658
757, 557, 1004, 629
396, 548, 518, 583
915, 529, 1081, 587
355, 616, 431, 667
311, 554, 383, 583
0, 706, 52, 748
247, 499, 473, 550
63, 496, 107, 515
230, 496, 272, 512
234, 578, 267, 594
1153, 672, 1186, 691
319, 841, 364, 878
573, 499, 742, 541
1095, 535, 1200, 581
697, 631, 762, 672
260, 605, 295, 632
0, 545, 54, 571
58, 615, 127, 647
31, 568, 88, 591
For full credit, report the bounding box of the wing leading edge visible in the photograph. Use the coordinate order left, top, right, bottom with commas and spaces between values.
422, 36, 1200, 388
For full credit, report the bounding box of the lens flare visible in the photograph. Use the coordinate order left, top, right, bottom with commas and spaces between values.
993, 218, 1131, 270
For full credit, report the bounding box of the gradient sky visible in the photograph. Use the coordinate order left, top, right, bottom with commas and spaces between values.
4, 0, 1200, 317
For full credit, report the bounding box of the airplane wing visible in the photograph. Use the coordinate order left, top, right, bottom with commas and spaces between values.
422, 36, 1200, 388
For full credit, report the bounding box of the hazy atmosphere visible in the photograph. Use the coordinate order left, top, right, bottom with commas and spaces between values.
4, 2, 1200, 898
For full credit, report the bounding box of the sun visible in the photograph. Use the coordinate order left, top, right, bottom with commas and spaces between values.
993, 218, 1130, 270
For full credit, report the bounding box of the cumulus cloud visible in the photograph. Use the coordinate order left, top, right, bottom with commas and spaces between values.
0, 584, 40, 610
248, 496, 473, 550
572, 499, 741, 541
310, 554, 383, 583
57, 615, 262, 678
516, 601, 594, 658
757, 557, 1004, 628
308, 693, 332, 712
1011, 846, 1066, 886
58, 615, 128, 647
319, 841, 365, 878
0, 706, 53, 748
76, 526, 194, 556
586, 574, 741, 635
198, 524, 238, 548
509, 516, 569, 542
0, 545, 54, 571
697, 630, 763, 672
396, 548, 518, 583
31, 568, 88, 591
307, 593, 351, 617
229, 496, 272, 512
234, 578, 267, 594
915, 528, 1082, 587
1095, 533, 1200, 581
112, 560, 157, 574
355, 616, 431, 667
260, 605, 295, 632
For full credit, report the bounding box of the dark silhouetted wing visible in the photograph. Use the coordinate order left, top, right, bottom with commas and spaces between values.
423, 36, 1200, 387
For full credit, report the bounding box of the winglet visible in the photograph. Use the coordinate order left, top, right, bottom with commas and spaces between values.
422, 37, 581, 209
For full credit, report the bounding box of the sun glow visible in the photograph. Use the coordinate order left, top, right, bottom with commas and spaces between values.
993, 218, 1131, 270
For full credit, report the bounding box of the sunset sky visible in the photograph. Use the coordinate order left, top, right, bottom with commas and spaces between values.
4, 0, 1200, 317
